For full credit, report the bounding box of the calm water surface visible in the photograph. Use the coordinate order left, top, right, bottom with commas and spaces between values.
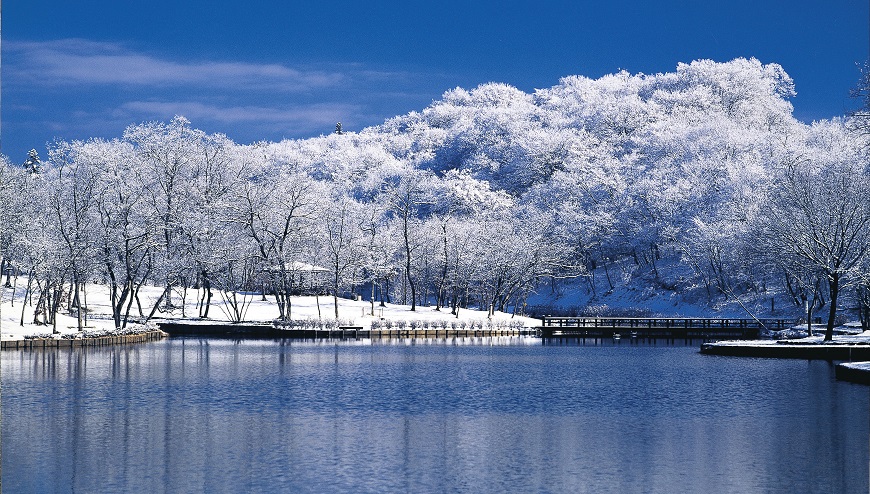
2, 337, 868, 493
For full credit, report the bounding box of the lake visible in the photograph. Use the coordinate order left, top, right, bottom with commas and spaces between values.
2, 337, 868, 493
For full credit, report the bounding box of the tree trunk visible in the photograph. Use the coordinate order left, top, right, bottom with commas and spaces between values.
858, 285, 870, 333
805, 295, 813, 337
403, 211, 416, 311
163, 284, 173, 310
333, 271, 340, 319
602, 257, 614, 291
75, 281, 84, 332
51, 284, 64, 333
20, 271, 34, 326
825, 273, 839, 341
286, 274, 293, 320
122, 280, 136, 329
2, 257, 12, 287
199, 275, 212, 318
181, 285, 187, 318
82, 282, 88, 326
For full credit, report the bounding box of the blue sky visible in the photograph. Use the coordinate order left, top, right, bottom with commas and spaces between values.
3, 0, 868, 162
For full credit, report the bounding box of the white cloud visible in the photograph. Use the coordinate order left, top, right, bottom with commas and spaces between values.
118, 100, 363, 128
7, 39, 344, 91
3, 38, 457, 155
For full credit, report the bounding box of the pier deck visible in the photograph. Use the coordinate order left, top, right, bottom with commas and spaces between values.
539, 316, 792, 340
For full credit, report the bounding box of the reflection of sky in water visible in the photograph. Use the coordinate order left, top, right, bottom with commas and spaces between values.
3, 339, 868, 493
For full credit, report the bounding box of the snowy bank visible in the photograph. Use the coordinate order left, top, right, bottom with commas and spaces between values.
835, 362, 870, 385
701, 332, 870, 361
0, 281, 540, 342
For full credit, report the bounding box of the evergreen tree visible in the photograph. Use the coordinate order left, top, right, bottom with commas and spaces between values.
23, 149, 42, 175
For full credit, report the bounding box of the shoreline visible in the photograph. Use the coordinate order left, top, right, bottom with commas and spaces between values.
0, 330, 167, 349
156, 320, 538, 339
835, 362, 870, 385
700, 340, 870, 360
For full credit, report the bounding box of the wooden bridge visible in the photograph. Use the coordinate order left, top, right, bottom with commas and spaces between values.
539, 316, 793, 340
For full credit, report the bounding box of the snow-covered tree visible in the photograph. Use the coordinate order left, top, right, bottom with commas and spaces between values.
384, 170, 435, 311
320, 194, 365, 318
23, 149, 42, 176
235, 156, 326, 320
10, 57, 865, 324
762, 124, 870, 340
44, 140, 103, 331
85, 139, 161, 329
124, 116, 203, 309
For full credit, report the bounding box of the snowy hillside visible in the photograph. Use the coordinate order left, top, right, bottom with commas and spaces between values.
1, 58, 869, 337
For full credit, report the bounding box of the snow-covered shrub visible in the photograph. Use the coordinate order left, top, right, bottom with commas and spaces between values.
509, 319, 526, 330
117, 323, 155, 335
767, 328, 810, 340
24, 333, 53, 340
83, 329, 112, 338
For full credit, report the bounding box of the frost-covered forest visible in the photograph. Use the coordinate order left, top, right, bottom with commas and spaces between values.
1, 58, 869, 340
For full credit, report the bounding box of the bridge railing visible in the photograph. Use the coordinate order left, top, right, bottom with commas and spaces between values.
540, 317, 792, 331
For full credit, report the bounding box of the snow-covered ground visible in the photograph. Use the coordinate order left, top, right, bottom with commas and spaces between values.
704, 334, 870, 347
838, 361, 870, 371
0, 280, 540, 341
